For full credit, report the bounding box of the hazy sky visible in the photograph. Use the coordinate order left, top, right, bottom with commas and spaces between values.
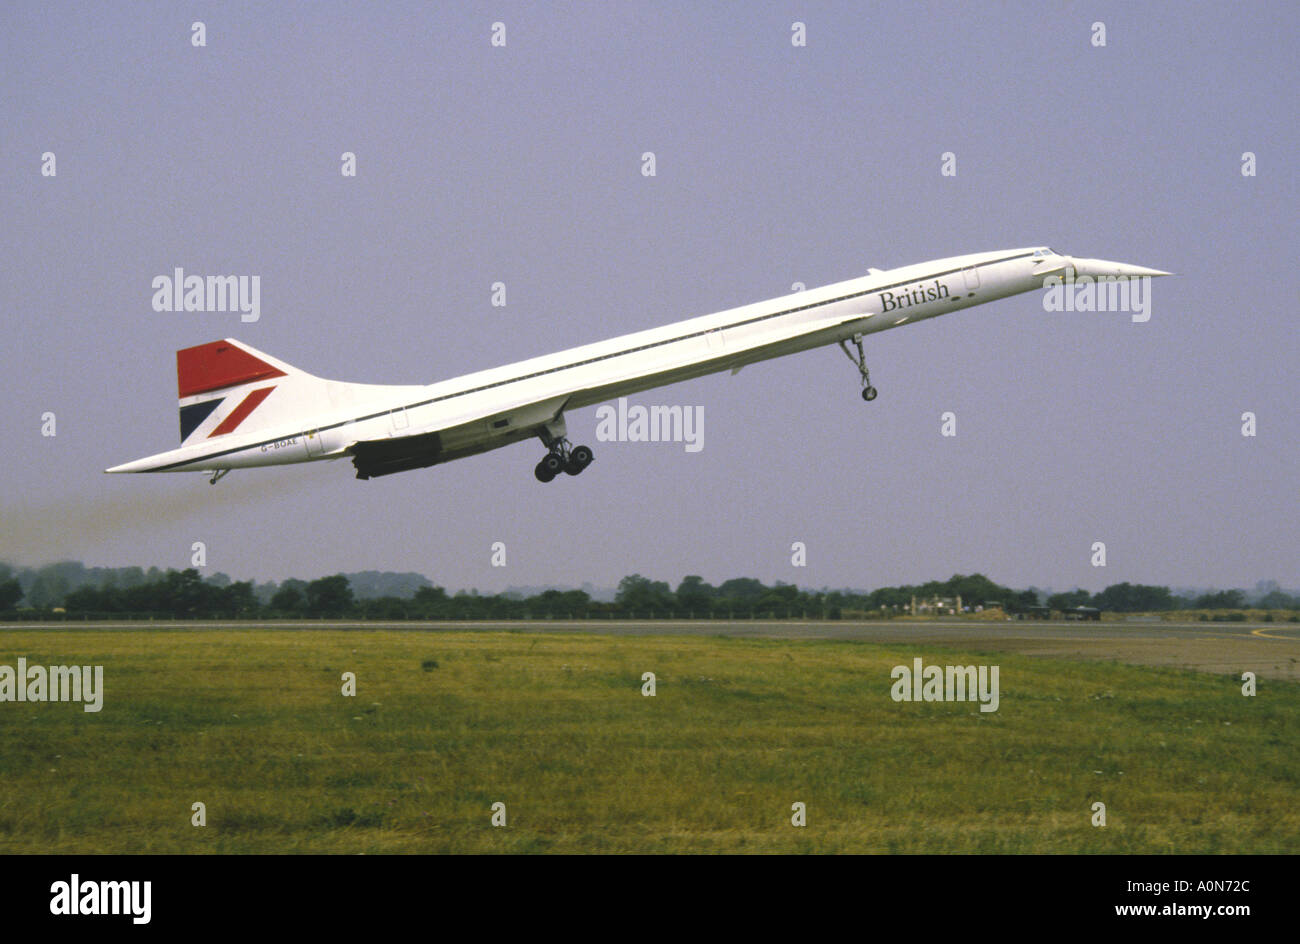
2, 1, 1295, 593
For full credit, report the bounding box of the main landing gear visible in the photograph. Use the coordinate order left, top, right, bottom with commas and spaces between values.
534, 419, 594, 483
839, 334, 877, 401
534, 443, 594, 482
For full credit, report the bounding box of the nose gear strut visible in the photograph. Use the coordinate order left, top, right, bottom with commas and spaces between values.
839, 334, 878, 401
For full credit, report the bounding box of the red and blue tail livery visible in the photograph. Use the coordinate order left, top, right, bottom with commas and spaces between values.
176, 341, 286, 443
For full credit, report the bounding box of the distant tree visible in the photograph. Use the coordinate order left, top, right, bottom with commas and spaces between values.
943, 573, 1011, 606
555, 589, 591, 615
306, 575, 354, 617
0, 579, 24, 610
526, 588, 591, 617
163, 569, 207, 617
1007, 588, 1041, 613
121, 581, 165, 614
676, 575, 714, 614
64, 586, 105, 613
530, 589, 565, 616
867, 585, 913, 610
271, 583, 305, 613
1087, 582, 1177, 612
222, 581, 258, 617
346, 571, 435, 599
1259, 590, 1299, 610
1253, 579, 1281, 601
1194, 589, 1246, 610
34, 562, 87, 606
413, 585, 449, 605
117, 566, 147, 589
757, 582, 800, 615
1047, 588, 1093, 610
616, 574, 648, 603
363, 597, 411, 619
26, 573, 68, 608
616, 574, 674, 614
716, 578, 766, 602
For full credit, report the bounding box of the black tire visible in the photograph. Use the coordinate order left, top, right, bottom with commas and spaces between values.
862, 386, 878, 401
565, 445, 593, 476
534, 461, 554, 483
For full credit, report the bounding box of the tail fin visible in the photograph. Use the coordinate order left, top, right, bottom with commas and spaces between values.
176, 339, 318, 444
175, 339, 427, 446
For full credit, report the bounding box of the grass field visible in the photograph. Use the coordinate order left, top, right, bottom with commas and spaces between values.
0, 628, 1294, 853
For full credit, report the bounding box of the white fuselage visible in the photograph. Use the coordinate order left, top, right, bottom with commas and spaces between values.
110, 247, 1167, 476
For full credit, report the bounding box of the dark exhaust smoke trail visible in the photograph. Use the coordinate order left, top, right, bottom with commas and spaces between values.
0, 466, 337, 562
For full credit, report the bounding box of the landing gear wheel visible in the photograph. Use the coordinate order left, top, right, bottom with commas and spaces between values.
565, 445, 594, 475
861, 386, 877, 402
535, 452, 564, 482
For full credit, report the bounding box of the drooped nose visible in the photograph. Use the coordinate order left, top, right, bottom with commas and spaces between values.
1070, 257, 1173, 278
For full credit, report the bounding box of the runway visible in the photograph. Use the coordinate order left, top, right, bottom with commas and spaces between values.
5, 617, 1298, 681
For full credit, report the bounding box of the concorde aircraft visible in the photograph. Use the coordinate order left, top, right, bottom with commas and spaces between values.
107, 248, 1169, 484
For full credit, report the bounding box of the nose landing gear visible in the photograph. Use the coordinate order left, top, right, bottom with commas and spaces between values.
839, 334, 878, 402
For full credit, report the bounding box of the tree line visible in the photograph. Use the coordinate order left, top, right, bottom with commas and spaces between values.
1, 563, 1294, 621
